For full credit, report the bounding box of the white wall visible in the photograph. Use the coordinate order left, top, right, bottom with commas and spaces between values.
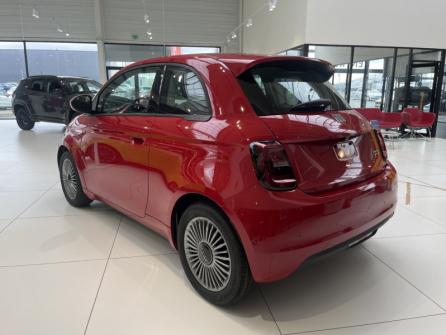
242, 0, 446, 54
306, 0, 446, 49
242, 0, 307, 54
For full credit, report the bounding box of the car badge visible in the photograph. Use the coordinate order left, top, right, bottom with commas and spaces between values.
332, 113, 346, 124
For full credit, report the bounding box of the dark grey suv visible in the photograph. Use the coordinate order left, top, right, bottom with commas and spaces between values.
12, 75, 101, 130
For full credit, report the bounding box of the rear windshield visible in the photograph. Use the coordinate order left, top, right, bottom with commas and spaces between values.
238, 64, 350, 116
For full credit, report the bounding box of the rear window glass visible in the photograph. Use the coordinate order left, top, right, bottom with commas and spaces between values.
29, 79, 45, 92
238, 63, 350, 116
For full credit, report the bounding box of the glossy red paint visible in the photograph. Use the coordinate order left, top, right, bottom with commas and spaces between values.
61, 54, 397, 283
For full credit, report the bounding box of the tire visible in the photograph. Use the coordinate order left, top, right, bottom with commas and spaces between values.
58, 151, 92, 207
178, 203, 253, 306
15, 107, 35, 130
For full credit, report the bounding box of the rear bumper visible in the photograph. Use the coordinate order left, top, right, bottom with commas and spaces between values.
230, 163, 397, 283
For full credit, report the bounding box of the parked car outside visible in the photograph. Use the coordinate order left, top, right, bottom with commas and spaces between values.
5, 84, 17, 97
12, 75, 101, 130
58, 54, 397, 306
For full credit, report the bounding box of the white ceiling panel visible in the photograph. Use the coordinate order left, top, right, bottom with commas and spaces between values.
0, 0, 96, 41
103, 0, 239, 46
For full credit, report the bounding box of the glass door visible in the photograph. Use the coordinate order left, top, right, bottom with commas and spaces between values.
406, 61, 440, 112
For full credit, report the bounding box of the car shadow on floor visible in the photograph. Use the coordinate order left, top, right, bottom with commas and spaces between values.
116, 214, 393, 322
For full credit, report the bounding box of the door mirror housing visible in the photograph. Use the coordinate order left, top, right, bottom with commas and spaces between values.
70, 94, 92, 114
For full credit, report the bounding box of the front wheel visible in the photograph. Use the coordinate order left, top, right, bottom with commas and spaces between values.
15, 107, 35, 130
58, 151, 92, 207
178, 203, 253, 306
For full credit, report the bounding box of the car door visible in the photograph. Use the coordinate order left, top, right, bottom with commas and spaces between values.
27, 78, 47, 119
46, 79, 66, 121
80, 65, 162, 217
143, 64, 213, 222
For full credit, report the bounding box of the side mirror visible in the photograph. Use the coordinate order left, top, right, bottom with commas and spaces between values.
70, 94, 92, 114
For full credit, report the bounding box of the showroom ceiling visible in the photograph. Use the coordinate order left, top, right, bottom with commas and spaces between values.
0, 0, 239, 46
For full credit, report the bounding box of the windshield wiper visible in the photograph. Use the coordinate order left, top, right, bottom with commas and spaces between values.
289, 99, 332, 112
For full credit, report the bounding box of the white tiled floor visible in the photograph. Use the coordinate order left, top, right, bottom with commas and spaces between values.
1, 120, 446, 335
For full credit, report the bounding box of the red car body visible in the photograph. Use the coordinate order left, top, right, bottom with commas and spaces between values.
60, 54, 397, 283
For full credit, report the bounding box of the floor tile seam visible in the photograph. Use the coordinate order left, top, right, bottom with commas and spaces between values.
282, 312, 446, 335
83, 215, 123, 335
0, 257, 108, 269
401, 205, 446, 229
0, 187, 54, 235
258, 286, 283, 335
361, 245, 446, 312
109, 252, 178, 260
373, 232, 446, 240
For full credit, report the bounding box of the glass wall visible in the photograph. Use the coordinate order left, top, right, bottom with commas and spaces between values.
165, 46, 219, 56
105, 44, 220, 78
353, 47, 395, 109
390, 49, 411, 112
0, 42, 27, 109
279, 44, 446, 137
105, 44, 164, 68
27, 42, 99, 81
308, 45, 351, 100
350, 60, 365, 108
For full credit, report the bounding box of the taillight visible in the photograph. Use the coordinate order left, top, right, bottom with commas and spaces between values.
374, 130, 388, 160
250, 141, 297, 191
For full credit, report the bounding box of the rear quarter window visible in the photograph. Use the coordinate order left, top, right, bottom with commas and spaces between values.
29, 79, 45, 92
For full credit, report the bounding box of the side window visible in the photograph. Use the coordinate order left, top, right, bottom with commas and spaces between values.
159, 66, 210, 117
86, 81, 101, 94
29, 79, 45, 92
48, 80, 63, 94
67, 81, 86, 94
98, 66, 161, 115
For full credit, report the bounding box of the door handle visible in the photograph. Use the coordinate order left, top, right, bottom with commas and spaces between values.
132, 137, 145, 145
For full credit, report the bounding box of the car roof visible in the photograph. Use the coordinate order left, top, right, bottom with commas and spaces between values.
126, 53, 333, 78
26, 75, 91, 80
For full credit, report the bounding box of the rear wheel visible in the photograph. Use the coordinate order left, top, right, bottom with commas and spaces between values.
15, 107, 35, 130
59, 151, 92, 207
178, 203, 253, 306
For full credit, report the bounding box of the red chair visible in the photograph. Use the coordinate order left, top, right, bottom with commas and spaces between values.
355, 108, 402, 130
401, 108, 436, 138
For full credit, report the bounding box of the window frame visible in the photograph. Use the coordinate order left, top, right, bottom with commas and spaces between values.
95, 64, 163, 116
158, 64, 212, 121
47, 79, 64, 95
92, 62, 212, 121
28, 78, 47, 93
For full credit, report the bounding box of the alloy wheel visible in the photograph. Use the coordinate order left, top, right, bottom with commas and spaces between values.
61, 158, 78, 200
184, 217, 232, 292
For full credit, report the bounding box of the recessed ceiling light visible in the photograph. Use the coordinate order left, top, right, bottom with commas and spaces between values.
246, 18, 253, 28
268, 0, 278, 11
143, 13, 150, 23
32, 7, 40, 19
65, 32, 70, 37
57, 25, 63, 33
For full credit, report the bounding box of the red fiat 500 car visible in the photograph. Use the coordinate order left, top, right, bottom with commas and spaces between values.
59, 54, 397, 305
